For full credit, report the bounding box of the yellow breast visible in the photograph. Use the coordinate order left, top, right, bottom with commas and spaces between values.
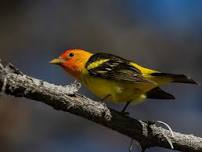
80, 71, 151, 103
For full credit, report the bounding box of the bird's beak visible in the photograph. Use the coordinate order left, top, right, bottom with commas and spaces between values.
49, 58, 65, 65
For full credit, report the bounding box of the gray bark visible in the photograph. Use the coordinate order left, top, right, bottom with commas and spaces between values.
0, 60, 202, 152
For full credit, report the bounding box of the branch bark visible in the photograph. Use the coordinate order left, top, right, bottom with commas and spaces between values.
0, 60, 202, 152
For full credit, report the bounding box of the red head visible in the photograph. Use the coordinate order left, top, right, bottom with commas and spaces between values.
50, 49, 92, 79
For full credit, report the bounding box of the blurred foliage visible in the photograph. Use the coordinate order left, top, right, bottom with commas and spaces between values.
0, 1, 201, 152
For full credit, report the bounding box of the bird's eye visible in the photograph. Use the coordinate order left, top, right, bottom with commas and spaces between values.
68, 53, 74, 58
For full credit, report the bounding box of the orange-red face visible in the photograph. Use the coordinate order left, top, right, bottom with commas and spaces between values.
50, 49, 92, 79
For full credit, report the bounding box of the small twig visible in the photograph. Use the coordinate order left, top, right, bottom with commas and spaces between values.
161, 132, 174, 149
129, 139, 135, 152
156, 120, 174, 149
129, 139, 142, 152
0, 73, 7, 95
156, 120, 174, 137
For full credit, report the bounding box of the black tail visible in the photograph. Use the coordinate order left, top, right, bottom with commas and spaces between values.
146, 87, 175, 100
151, 72, 198, 85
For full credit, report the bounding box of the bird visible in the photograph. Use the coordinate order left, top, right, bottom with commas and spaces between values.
50, 49, 198, 113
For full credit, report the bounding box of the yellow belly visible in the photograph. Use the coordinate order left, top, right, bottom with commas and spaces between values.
80, 75, 154, 103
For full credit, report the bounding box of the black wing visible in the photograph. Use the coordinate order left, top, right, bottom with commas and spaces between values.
85, 53, 150, 83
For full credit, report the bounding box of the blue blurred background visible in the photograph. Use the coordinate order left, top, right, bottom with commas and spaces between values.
0, 0, 201, 152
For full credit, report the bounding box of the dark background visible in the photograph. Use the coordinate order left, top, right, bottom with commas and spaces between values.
0, 0, 201, 152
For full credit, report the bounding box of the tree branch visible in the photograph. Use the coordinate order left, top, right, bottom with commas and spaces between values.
0, 60, 202, 152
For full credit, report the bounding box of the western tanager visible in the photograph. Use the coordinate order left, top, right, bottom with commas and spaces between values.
50, 49, 197, 112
